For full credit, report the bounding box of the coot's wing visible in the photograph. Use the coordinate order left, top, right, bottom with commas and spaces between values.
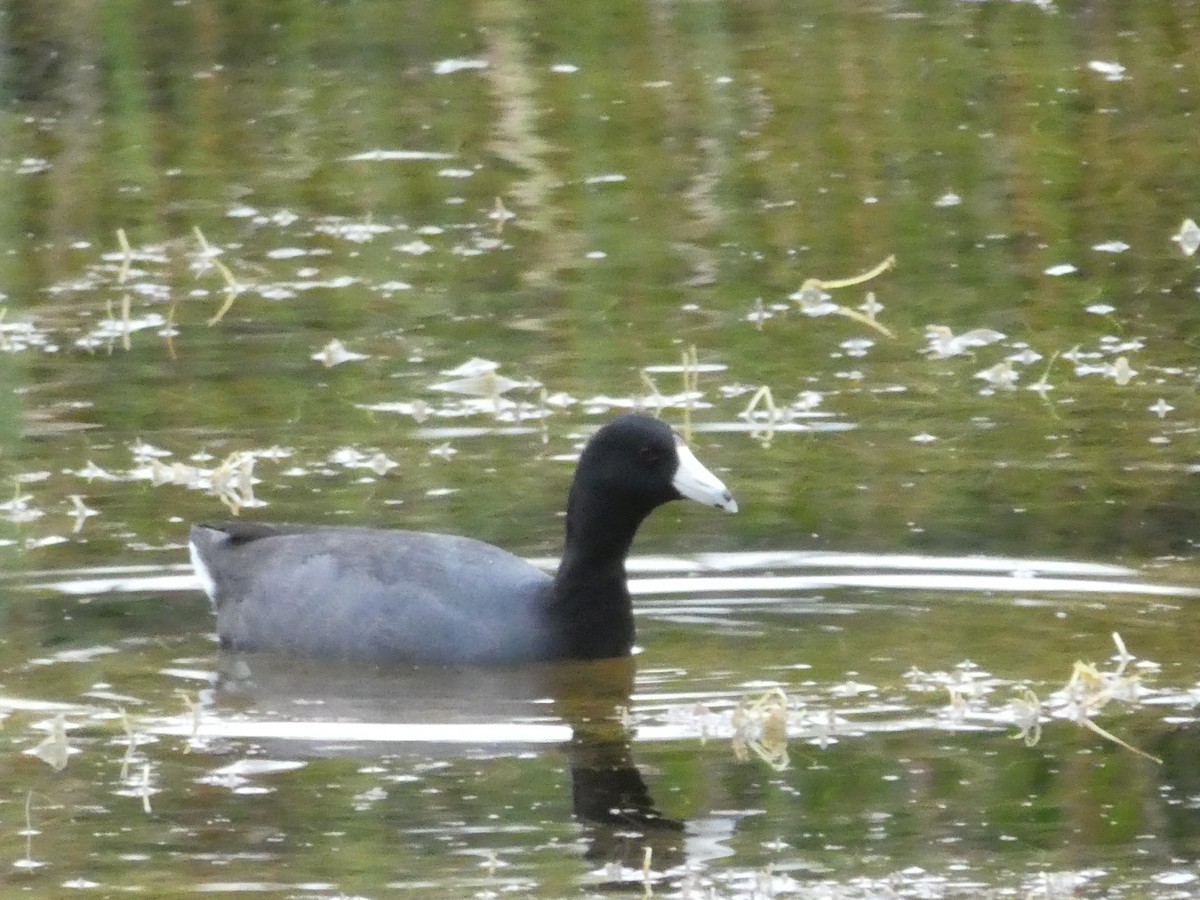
190, 524, 556, 664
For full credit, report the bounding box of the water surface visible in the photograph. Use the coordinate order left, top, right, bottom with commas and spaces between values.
3, 1, 1200, 896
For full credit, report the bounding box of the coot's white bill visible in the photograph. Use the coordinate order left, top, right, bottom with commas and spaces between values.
672, 440, 738, 513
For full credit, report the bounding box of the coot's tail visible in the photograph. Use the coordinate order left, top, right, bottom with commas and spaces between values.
188, 523, 228, 607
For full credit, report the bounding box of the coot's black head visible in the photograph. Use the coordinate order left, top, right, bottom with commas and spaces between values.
573, 415, 737, 516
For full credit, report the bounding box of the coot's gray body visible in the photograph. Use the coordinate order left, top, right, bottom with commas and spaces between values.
189, 415, 736, 664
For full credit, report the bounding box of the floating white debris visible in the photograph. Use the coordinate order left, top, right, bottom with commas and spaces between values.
1149, 398, 1174, 418
1092, 240, 1130, 253
1007, 346, 1043, 365
839, 337, 874, 357
975, 361, 1019, 390
356, 400, 431, 421
67, 495, 99, 532
488, 200, 516, 224
1, 491, 42, 523
746, 300, 772, 326
432, 372, 525, 400
433, 58, 487, 75
550, 63, 579, 73
438, 168, 474, 178
1044, 263, 1078, 276
74, 313, 167, 350
367, 453, 398, 476
312, 339, 369, 367
789, 284, 837, 317
911, 433, 938, 444
18, 156, 51, 174
397, 240, 433, 256
0, 319, 55, 353
1106, 356, 1136, 385
441, 357, 498, 378
26, 714, 73, 771
1087, 60, 1126, 81
794, 391, 824, 412
327, 447, 397, 474
933, 191, 962, 208
1099, 336, 1144, 353
1154, 872, 1197, 886
858, 294, 884, 316
584, 173, 626, 185
429, 443, 458, 460
74, 460, 118, 481
315, 220, 395, 242
342, 150, 455, 162
1172, 218, 1200, 256
1086, 303, 1116, 315
923, 325, 1005, 359
643, 363, 727, 374
130, 440, 171, 460
328, 447, 364, 466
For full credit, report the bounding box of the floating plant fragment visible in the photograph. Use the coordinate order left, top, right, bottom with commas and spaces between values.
1044, 263, 1078, 276
27, 714, 73, 770
139, 450, 264, 513
193, 227, 245, 325
432, 358, 536, 399
131, 440, 172, 460
789, 283, 838, 317
1172, 218, 1200, 256
923, 325, 1005, 359
0, 311, 56, 353
1009, 689, 1042, 747
489, 196, 515, 230
441, 357, 500, 378
74, 460, 118, 481
1007, 346, 1043, 365
731, 687, 790, 771
1087, 60, 1126, 81
975, 361, 1019, 391
312, 339, 369, 367
1049, 633, 1160, 764
342, 150, 454, 162
1149, 398, 1174, 418
1, 486, 42, 523
1106, 356, 1136, 386
328, 447, 398, 475
67, 495, 99, 532
314, 217, 396, 243
433, 58, 488, 75
787, 255, 896, 337
74, 313, 167, 351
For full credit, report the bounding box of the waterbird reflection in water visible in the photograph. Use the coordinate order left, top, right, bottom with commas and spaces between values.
207, 653, 685, 874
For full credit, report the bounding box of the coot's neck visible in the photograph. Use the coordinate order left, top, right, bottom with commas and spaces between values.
548, 482, 656, 659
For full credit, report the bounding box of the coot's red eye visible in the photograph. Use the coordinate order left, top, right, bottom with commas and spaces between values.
638, 446, 659, 464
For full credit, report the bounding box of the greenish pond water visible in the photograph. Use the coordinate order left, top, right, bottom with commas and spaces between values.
3, 1, 1200, 896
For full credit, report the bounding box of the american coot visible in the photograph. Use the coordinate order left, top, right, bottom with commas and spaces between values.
189, 415, 736, 664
